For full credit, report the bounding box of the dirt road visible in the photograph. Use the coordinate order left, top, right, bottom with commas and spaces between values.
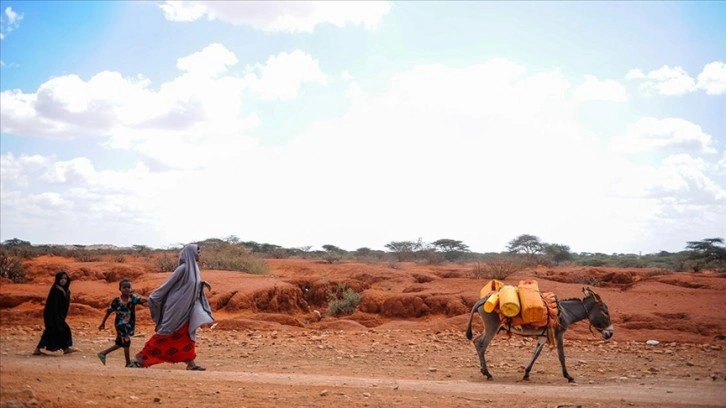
1, 326, 723, 408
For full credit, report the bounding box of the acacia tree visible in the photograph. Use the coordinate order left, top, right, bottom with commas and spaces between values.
322, 244, 345, 264
384, 241, 418, 262
686, 238, 726, 272
432, 239, 469, 261
507, 234, 544, 263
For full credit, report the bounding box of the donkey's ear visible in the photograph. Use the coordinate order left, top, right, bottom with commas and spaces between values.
584, 287, 602, 302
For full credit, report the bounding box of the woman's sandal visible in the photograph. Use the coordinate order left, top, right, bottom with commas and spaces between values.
186, 364, 206, 371
63, 348, 78, 354
32, 350, 43, 356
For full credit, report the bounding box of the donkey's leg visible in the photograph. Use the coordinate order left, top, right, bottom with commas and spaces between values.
474, 313, 499, 380
523, 336, 547, 380
474, 332, 494, 380
555, 332, 574, 382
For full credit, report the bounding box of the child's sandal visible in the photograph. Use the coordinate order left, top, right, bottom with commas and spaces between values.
97, 352, 106, 365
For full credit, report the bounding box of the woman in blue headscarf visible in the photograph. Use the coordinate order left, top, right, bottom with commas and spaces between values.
132, 243, 214, 370
33, 271, 77, 355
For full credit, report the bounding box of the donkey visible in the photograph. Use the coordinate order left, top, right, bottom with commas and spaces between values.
465, 287, 613, 382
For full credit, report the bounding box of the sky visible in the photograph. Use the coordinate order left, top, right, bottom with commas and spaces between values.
0, 1, 724, 254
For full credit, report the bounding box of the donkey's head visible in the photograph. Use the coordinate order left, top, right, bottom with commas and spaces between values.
582, 287, 613, 340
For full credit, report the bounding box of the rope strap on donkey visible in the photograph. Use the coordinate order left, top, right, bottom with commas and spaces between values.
544, 292, 560, 347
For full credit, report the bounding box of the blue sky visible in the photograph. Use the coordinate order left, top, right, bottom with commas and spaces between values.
1, 1, 724, 254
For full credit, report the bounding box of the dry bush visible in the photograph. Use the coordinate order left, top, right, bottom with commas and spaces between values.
202, 243, 269, 274
415, 250, 445, 265
323, 251, 343, 264
471, 259, 522, 280
640, 268, 673, 278
0, 253, 27, 283
71, 250, 101, 262
156, 253, 177, 272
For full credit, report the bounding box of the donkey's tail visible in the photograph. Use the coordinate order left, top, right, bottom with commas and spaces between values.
465, 297, 488, 340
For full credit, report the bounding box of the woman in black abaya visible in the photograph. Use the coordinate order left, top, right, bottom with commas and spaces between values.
33, 271, 77, 355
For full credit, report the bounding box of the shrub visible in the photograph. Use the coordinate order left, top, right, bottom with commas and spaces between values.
156, 253, 177, 272
200, 241, 269, 274
472, 259, 522, 280
0, 253, 27, 283
326, 284, 361, 316
72, 250, 100, 262
323, 253, 342, 264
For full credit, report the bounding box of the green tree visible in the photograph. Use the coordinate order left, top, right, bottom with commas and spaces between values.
322, 244, 345, 264
224, 235, 240, 244
432, 239, 469, 261
686, 238, 726, 272
507, 234, 544, 260
543, 243, 572, 265
384, 241, 417, 262
2, 238, 31, 247
322, 244, 345, 253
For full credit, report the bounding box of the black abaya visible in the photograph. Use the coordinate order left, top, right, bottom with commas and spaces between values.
36, 271, 73, 352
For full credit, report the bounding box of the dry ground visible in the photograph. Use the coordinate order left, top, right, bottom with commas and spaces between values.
1, 256, 725, 407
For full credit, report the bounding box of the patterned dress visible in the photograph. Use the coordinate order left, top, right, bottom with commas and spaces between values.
107, 294, 143, 347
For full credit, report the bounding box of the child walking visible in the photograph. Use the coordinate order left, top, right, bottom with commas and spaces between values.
97, 278, 147, 367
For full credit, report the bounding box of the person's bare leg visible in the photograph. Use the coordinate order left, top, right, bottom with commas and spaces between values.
123, 347, 131, 366
97, 345, 119, 365
100, 344, 120, 356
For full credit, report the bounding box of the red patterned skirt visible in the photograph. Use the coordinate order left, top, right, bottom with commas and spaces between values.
137, 322, 196, 367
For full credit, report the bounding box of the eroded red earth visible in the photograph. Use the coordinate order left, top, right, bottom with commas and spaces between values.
1, 256, 725, 407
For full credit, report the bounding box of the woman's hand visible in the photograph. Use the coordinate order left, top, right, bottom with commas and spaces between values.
202, 281, 212, 291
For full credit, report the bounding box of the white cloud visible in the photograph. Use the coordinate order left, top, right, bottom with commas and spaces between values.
176, 43, 239, 77
609, 154, 725, 203
0, 71, 164, 138
0, 153, 50, 188
573, 75, 627, 103
242, 50, 327, 100
346, 82, 365, 99
696, 61, 726, 95
41, 157, 96, 184
624, 68, 645, 80
609, 117, 717, 154
626, 65, 696, 96
0, 6, 24, 40
159, 1, 391, 32
627, 61, 726, 96
158, 1, 208, 22
718, 151, 726, 173
1, 45, 323, 170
